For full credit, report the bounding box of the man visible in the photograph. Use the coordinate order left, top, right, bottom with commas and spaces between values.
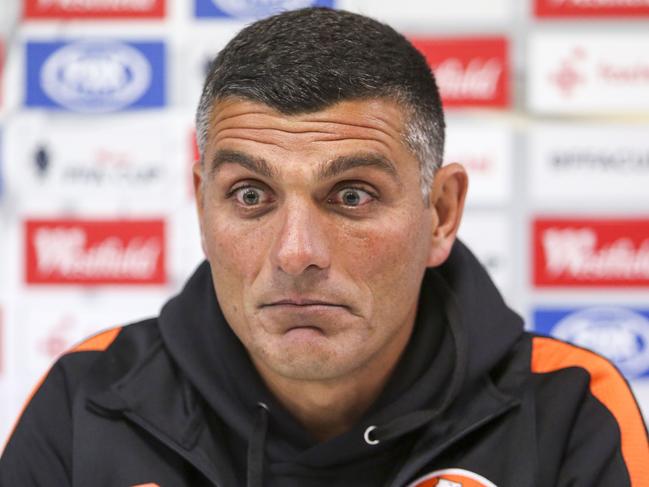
2, 7, 648, 487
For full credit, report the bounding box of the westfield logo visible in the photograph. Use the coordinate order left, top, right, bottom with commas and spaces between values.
534, 219, 649, 287
434, 58, 502, 101
410, 37, 509, 108
543, 228, 649, 279
536, 0, 649, 17
25, 219, 166, 285
23, 0, 165, 18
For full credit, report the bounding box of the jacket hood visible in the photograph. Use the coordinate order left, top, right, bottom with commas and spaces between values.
157, 239, 524, 478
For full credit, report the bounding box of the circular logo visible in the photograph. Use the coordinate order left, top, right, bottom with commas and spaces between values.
211, 0, 317, 18
41, 40, 152, 113
406, 468, 497, 487
553, 306, 649, 378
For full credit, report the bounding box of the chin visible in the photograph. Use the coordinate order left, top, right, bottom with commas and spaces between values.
255, 339, 361, 382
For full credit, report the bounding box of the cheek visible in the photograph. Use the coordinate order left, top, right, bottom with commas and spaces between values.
334, 211, 431, 296
201, 207, 271, 285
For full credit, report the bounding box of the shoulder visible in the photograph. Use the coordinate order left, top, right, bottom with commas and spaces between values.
528, 334, 643, 421
0, 318, 162, 482
54, 318, 162, 387
5, 318, 161, 444
525, 334, 649, 485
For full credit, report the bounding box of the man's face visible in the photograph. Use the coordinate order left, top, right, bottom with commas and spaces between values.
195, 97, 442, 383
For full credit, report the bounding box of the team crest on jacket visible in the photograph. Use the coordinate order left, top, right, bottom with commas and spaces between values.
406, 468, 497, 487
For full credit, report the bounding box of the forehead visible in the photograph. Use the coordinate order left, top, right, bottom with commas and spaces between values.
204, 97, 413, 165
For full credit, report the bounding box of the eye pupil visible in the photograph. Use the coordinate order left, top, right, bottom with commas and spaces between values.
243, 189, 260, 205
342, 190, 360, 206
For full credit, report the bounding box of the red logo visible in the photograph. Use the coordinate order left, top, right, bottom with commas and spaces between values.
23, 0, 165, 19
535, 0, 649, 18
550, 47, 587, 97
410, 37, 509, 109
533, 219, 649, 287
25, 219, 166, 285
407, 468, 497, 487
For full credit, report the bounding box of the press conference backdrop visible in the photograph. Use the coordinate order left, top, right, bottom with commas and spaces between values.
1, 0, 649, 444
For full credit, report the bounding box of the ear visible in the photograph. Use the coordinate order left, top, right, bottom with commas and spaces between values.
426, 163, 468, 267
192, 161, 208, 256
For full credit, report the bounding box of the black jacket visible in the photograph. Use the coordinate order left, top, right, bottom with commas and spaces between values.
2, 241, 648, 486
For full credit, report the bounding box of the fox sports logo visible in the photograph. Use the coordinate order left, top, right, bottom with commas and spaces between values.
553, 307, 649, 379
211, 0, 318, 18
40, 41, 151, 113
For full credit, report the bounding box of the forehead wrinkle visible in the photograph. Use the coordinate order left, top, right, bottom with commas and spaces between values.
213, 111, 400, 140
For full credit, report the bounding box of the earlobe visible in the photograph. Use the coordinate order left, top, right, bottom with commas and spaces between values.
426, 163, 468, 267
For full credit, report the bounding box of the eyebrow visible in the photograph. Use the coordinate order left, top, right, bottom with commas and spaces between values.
210, 149, 277, 178
316, 153, 399, 181
210, 149, 399, 182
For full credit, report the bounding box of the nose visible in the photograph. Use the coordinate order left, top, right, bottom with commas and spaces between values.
271, 199, 331, 276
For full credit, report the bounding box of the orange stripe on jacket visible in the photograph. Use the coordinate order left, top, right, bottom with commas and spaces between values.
2, 327, 122, 452
531, 336, 649, 486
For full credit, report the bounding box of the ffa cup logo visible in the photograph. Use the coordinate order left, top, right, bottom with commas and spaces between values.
406, 468, 497, 487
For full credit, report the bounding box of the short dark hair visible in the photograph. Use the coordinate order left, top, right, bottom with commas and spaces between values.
196, 7, 445, 197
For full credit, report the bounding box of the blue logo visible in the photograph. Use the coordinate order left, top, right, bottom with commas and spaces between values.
26, 40, 165, 112
534, 307, 649, 379
195, 0, 334, 19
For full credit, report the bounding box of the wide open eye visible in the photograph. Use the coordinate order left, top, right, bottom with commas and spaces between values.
330, 187, 375, 207
231, 185, 272, 206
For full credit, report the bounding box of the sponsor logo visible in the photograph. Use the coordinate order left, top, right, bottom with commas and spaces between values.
25, 219, 166, 285
26, 40, 165, 112
31, 144, 162, 188
23, 0, 165, 19
194, 0, 333, 18
444, 123, 512, 206
407, 468, 497, 487
549, 148, 649, 172
550, 47, 587, 97
411, 37, 509, 108
534, 307, 649, 379
535, 0, 649, 17
529, 34, 649, 113
528, 124, 649, 203
533, 219, 649, 287
38, 312, 77, 360
550, 45, 649, 99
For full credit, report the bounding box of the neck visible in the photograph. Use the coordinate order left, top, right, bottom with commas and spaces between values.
253, 310, 416, 442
